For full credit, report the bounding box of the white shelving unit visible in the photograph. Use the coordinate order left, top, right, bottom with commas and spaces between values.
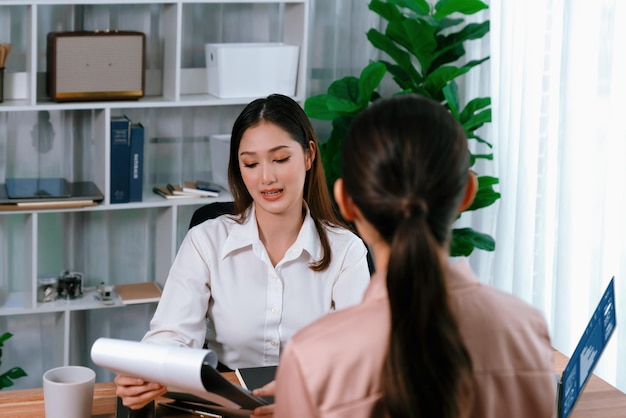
0, 0, 309, 388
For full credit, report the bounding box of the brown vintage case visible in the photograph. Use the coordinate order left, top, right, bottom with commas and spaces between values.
47, 30, 146, 102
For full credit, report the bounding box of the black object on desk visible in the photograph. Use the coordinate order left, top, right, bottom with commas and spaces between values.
116, 397, 155, 418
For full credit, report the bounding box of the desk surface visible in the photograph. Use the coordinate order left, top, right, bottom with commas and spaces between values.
0, 353, 625, 417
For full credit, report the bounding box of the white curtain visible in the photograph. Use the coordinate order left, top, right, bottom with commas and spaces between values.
464, 0, 626, 391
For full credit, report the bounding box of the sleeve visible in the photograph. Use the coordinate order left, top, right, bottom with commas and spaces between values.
141, 229, 211, 348
331, 234, 371, 311
273, 342, 318, 418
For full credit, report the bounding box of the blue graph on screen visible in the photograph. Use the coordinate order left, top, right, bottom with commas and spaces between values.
560, 277, 616, 418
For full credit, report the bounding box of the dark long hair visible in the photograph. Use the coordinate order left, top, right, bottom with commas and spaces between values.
341, 94, 474, 417
227, 94, 342, 271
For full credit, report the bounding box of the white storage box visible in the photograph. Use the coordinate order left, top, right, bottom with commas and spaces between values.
209, 134, 231, 190
205, 43, 299, 99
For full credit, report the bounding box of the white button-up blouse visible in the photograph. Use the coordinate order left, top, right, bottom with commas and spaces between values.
142, 203, 371, 369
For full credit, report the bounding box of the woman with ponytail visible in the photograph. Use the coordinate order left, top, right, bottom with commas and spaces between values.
270, 94, 555, 417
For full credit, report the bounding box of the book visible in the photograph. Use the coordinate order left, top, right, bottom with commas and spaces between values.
235, 365, 277, 403
91, 338, 268, 417
183, 181, 219, 197
153, 186, 205, 200
115, 282, 162, 305
128, 123, 144, 202
110, 116, 132, 204
167, 183, 194, 196
196, 180, 222, 194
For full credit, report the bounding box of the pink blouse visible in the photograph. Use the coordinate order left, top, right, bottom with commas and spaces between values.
274, 259, 555, 418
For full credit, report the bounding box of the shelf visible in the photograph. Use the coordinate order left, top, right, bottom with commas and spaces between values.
1, 0, 305, 5
0, 289, 157, 316
0, 0, 309, 389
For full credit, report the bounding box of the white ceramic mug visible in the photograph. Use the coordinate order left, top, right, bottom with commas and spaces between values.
43, 365, 95, 418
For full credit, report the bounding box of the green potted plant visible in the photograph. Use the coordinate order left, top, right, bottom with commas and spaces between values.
305, 0, 500, 256
0, 332, 27, 389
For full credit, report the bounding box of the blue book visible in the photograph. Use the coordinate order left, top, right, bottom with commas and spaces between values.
129, 123, 145, 202
110, 116, 131, 204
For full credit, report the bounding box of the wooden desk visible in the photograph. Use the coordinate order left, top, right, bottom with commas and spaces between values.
0, 372, 239, 418
1, 355, 625, 417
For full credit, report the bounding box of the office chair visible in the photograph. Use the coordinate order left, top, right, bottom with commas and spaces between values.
188, 201, 236, 371
188, 201, 235, 230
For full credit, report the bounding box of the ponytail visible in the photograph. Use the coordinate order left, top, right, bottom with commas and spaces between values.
383, 214, 473, 417
340, 94, 476, 417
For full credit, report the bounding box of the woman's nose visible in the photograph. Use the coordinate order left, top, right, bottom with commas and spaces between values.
261, 163, 276, 184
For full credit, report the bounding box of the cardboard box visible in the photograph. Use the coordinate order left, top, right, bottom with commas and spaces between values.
205, 43, 299, 98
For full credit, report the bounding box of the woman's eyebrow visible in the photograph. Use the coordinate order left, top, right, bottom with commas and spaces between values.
239, 145, 291, 157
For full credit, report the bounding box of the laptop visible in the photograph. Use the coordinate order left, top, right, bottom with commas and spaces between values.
1, 178, 104, 204
5, 177, 71, 199
555, 277, 616, 418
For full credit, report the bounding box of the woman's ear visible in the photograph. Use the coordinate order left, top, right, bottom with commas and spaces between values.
333, 179, 357, 222
458, 171, 478, 213
305, 140, 316, 171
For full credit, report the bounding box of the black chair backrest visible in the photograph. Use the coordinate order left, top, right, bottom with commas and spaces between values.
188, 201, 235, 230
189, 200, 375, 272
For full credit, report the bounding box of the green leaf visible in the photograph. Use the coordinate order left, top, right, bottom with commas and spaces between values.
424, 65, 469, 95
431, 21, 489, 68
369, 0, 404, 22
450, 227, 495, 256
466, 176, 501, 211
434, 0, 488, 19
468, 132, 493, 147
320, 115, 355, 191
5, 367, 27, 379
471, 153, 493, 161
463, 108, 491, 133
438, 21, 490, 53
382, 61, 418, 90
0, 375, 14, 389
442, 82, 460, 119
433, 17, 465, 33
387, 19, 438, 74
367, 29, 423, 82
304, 95, 340, 120
386, 0, 431, 16
477, 175, 499, 187
460, 96, 490, 123
469, 152, 493, 167
429, 40, 466, 72
0, 332, 12, 345
327, 97, 364, 114
304, 77, 361, 120
358, 61, 387, 105
328, 76, 360, 101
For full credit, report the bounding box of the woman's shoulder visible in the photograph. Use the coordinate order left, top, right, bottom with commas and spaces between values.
322, 222, 363, 241
289, 296, 388, 361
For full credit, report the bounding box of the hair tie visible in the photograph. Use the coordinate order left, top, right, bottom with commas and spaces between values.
400, 196, 428, 220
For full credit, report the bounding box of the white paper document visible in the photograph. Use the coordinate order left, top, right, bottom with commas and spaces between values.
90, 337, 266, 412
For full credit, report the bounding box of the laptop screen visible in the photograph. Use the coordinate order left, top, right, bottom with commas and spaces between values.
559, 277, 616, 418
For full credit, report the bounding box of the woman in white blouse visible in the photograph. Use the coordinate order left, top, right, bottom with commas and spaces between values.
114, 94, 371, 410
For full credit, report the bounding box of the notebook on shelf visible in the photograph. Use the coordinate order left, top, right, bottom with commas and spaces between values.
555, 276, 616, 418
115, 282, 162, 305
